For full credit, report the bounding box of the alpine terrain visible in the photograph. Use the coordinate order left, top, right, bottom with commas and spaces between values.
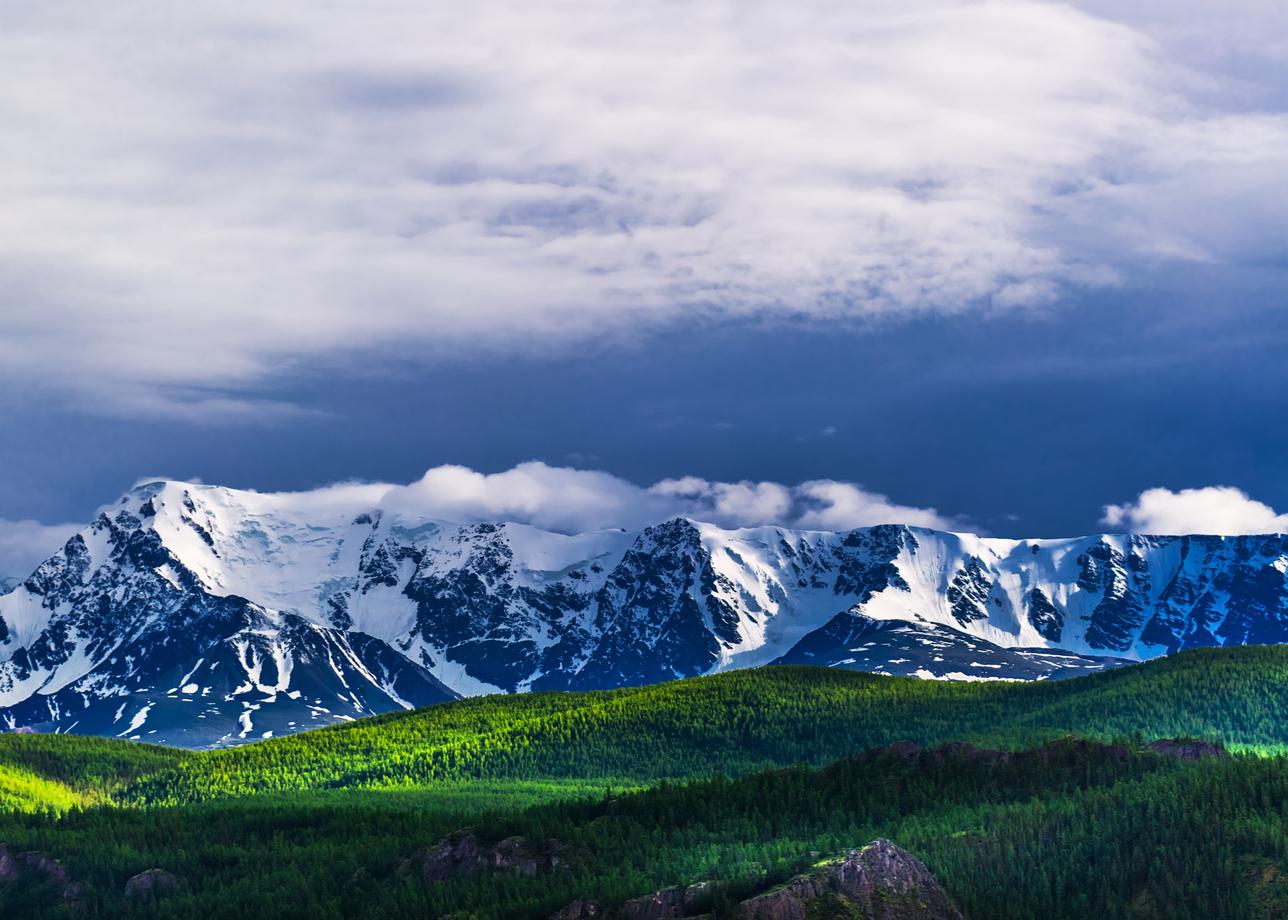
2, 480, 1288, 745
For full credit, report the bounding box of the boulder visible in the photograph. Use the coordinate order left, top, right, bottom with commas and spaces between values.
483, 835, 543, 877
124, 868, 180, 899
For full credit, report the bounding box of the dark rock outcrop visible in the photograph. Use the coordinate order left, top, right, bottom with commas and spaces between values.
550, 899, 605, 920
418, 833, 484, 882
736, 839, 962, 920
123, 868, 180, 899
0, 844, 83, 902
0, 844, 18, 882
619, 880, 713, 919
1146, 738, 1228, 761
412, 832, 576, 882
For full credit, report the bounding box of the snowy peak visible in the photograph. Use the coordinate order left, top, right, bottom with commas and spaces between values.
3, 480, 1288, 745
0, 488, 457, 747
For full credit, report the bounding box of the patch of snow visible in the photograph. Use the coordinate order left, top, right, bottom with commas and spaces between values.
116, 702, 153, 736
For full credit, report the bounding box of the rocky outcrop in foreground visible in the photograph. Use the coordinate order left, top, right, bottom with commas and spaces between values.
0, 844, 83, 903
738, 840, 963, 920
550, 899, 605, 920
123, 867, 180, 899
409, 832, 576, 882
549, 839, 962, 920
620, 880, 713, 919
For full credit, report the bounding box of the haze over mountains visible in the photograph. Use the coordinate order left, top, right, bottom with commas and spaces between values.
1, 479, 1287, 746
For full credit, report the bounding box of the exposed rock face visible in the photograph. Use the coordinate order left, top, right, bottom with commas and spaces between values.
414, 833, 574, 882
124, 868, 180, 899
0, 844, 17, 882
550, 899, 605, 920
12, 479, 1288, 747
419, 833, 484, 882
0, 844, 83, 901
619, 880, 713, 919
775, 611, 1129, 682
27, 479, 1288, 747
1146, 739, 1229, 761
737, 840, 962, 920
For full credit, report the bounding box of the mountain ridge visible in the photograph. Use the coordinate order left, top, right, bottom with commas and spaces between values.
2, 478, 1287, 745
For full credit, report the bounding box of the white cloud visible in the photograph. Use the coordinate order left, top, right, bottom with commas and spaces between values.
1102, 486, 1288, 535
794, 481, 953, 531
380, 462, 955, 532
21, 474, 1288, 578
386, 463, 679, 533
0, 464, 955, 580
1, 1, 1286, 413
0, 519, 81, 582
651, 477, 797, 529
166, 461, 956, 534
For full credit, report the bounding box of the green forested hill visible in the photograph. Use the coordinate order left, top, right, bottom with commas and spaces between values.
4, 647, 1288, 918
4, 645, 1288, 806
123, 644, 1288, 803
2, 737, 1287, 918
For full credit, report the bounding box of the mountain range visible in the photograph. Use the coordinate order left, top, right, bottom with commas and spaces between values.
1, 479, 1287, 746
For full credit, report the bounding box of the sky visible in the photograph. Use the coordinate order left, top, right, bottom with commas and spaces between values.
1, 0, 1287, 574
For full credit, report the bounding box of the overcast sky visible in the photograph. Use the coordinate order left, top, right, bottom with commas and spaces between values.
2, 0, 1287, 571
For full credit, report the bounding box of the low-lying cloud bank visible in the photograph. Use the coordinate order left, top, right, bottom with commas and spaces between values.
204, 462, 960, 536
4, 469, 1287, 583
280, 465, 1288, 538
388, 463, 957, 534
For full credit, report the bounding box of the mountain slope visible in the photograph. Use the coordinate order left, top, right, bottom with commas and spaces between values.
110, 646, 1288, 803
3, 478, 1288, 744
10, 646, 1287, 805
0, 495, 457, 746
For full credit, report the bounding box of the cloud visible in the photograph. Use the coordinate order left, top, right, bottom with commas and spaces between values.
2, 2, 1287, 413
386, 464, 680, 533
1102, 486, 1288, 535
0, 519, 81, 582
794, 481, 954, 531
651, 477, 797, 529
24, 473, 1288, 573
191, 461, 956, 534
383, 463, 957, 532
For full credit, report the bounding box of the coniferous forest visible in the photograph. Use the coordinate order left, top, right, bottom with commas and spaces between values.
5, 646, 1288, 917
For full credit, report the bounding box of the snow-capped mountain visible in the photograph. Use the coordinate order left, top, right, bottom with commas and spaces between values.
2, 480, 1287, 746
